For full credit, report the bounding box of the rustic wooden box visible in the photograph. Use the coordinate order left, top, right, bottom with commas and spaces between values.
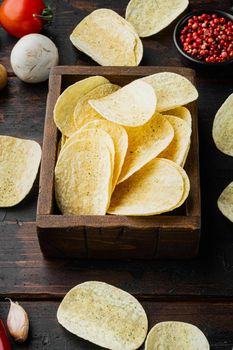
36, 66, 201, 259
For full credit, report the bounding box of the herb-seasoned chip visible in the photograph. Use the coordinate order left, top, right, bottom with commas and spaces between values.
118, 113, 174, 183
126, 0, 189, 37
159, 115, 191, 166
80, 120, 128, 190
57, 281, 148, 350
142, 72, 198, 112
74, 83, 120, 130
108, 158, 184, 216
218, 181, 233, 223
54, 76, 109, 137
212, 93, 233, 157
0, 136, 41, 207
145, 321, 210, 350
70, 9, 143, 66
164, 106, 192, 127
55, 138, 112, 215
89, 80, 156, 127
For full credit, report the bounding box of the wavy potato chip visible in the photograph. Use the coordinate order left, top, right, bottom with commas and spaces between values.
145, 322, 210, 350
89, 80, 156, 127
54, 76, 109, 137
164, 106, 192, 127
0, 136, 41, 207
142, 72, 198, 112
55, 138, 112, 215
159, 115, 191, 166
74, 83, 120, 130
212, 93, 233, 157
108, 158, 184, 216
57, 281, 148, 350
118, 113, 174, 183
80, 120, 128, 190
218, 181, 233, 223
126, 0, 189, 37
70, 9, 143, 66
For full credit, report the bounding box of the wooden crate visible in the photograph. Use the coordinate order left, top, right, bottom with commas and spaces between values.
36, 66, 201, 259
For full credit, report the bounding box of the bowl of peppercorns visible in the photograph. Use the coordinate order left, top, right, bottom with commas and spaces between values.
173, 10, 233, 66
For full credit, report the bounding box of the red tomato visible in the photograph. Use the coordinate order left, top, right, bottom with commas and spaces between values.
0, 320, 12, 350
0, 0, 53, 38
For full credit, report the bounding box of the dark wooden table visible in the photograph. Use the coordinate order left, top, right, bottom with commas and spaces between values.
0, 0, 233, 349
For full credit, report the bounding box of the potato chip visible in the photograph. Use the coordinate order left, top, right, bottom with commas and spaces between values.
142, 72, 198, 112
74, 83, 120, 130
108, 158, 184, 216
89, 80, 156, 127
218, 181, 233, 223
126, 0, 189, 37
212, 93, 233, 157
58, 127, 115, 173
54, 76, 109, 137
57, 281, 148, 350
118, 113, 174, 183
70, 9, 143, 66
55, 138, 112, 215
0, 136, 41, 207
145, 322, 210, 350
80, 120, 128, 190
164, 106, 192, 127
159, 115, 191, 166
162, 159, 190, 208
181, 140, 191, 168
57, 134, 68, 158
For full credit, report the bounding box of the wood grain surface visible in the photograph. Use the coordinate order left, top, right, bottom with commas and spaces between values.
0, 0, 233, 349
0, 300, 233, 349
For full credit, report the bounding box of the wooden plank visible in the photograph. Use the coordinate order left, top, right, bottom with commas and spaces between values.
1, 222, 233, 297
0, 300, 232, 349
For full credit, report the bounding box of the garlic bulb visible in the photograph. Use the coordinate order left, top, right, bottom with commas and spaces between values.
6, 299, 29, 342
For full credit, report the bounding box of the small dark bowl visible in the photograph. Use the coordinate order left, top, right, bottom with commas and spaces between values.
173, 9, 233, 67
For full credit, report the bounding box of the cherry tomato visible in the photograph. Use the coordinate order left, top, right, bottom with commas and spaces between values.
0, 0, 53, 38
0, 320, 12, 350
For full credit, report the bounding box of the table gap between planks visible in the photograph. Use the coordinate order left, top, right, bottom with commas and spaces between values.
0, 0, 233, 349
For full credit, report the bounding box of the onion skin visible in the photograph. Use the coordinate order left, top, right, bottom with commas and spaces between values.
0, 64, 8, 90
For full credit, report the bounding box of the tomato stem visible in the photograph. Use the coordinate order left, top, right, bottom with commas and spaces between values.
33, 6, 53, 21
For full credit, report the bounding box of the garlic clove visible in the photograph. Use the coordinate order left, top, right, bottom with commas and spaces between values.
6, 299, 29, 342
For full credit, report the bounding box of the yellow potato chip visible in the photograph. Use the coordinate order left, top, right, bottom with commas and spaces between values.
162, 159, 190, 208
142, 72, 198, 112
89, 80, 156, 127
118, 113, 174, 183
159, 115, 191, 166
54, 76, 109, 137
108, 158, 184, 216
164, 106, 192, 127
181, 140, 191, 168
58, 128, 115, 173
0, 136, 41, 207
212, 93, 233, 157
218, 181, 233, 223
57, 281, 148, 350
70, 9, 143, 66
80, 120, 128, 190
74, 83, 120, 130
57, 134, 68, 158
55, 138, 112, 215
126, 0, 189, 37
145, 322, 210, 350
